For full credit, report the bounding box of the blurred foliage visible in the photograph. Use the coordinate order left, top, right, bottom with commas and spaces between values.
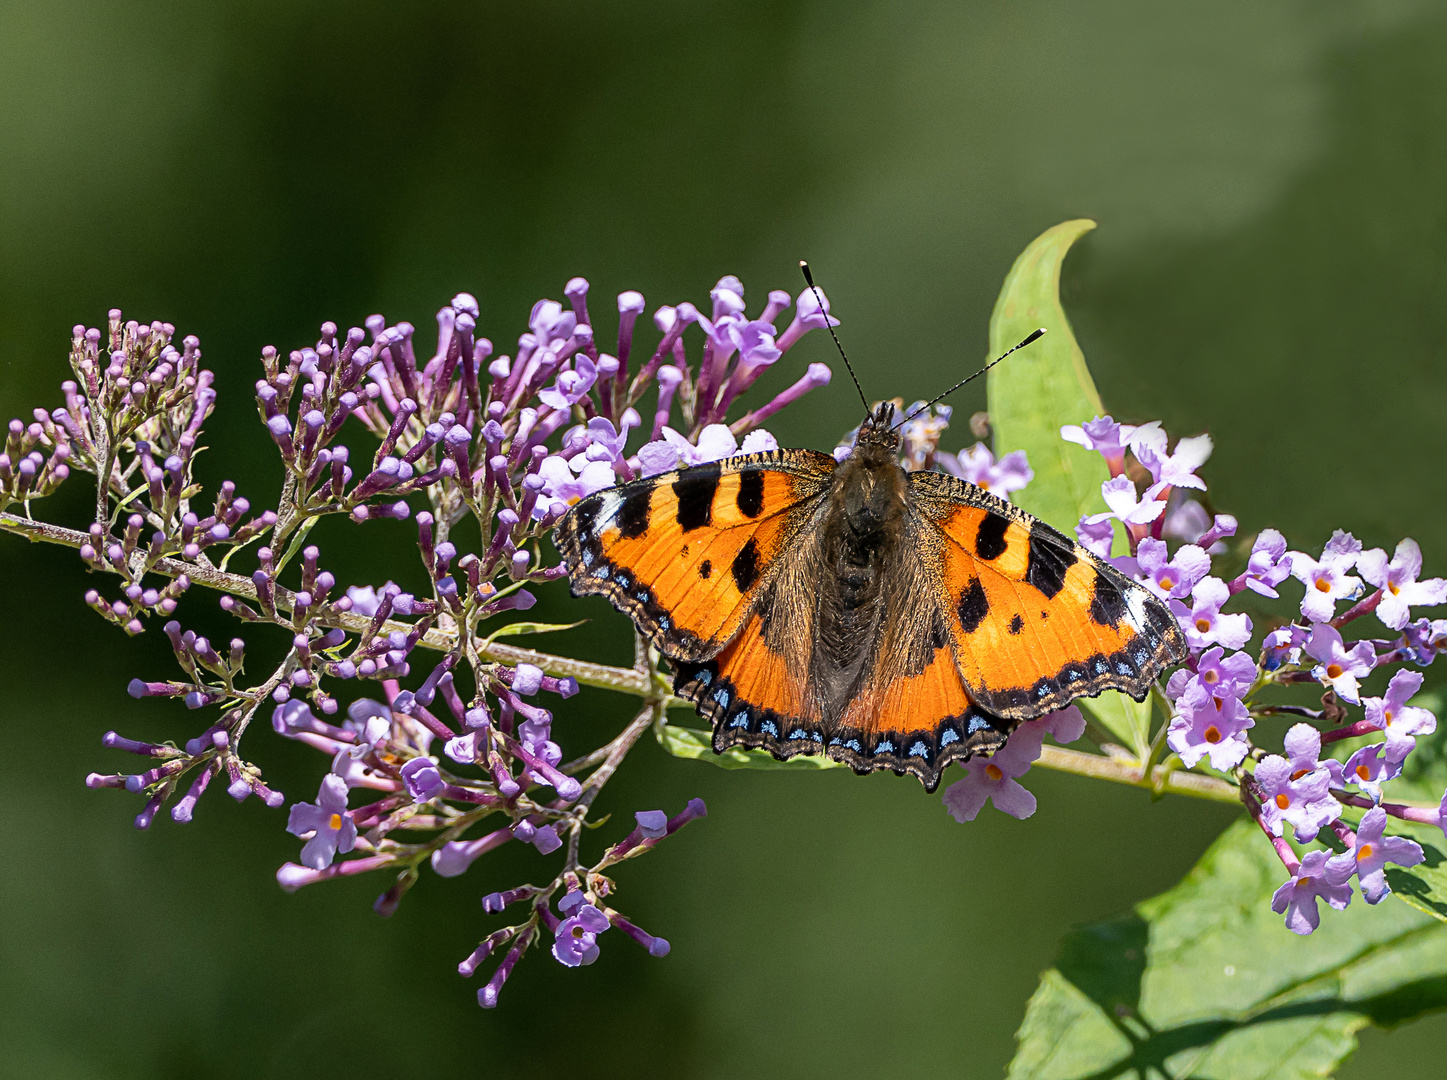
5, 2, 1447, 1078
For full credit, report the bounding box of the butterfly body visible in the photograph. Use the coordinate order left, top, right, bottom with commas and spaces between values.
557, 402, 1184, 791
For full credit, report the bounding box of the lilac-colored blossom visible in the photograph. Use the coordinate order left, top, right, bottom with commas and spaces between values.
1166, 683, 1252, 770
1129, 423, 1212, 490
1303, 623, 1376, 704
552, 902, 610, 967
1254, 753, 1340, 843
636, 424, 777, 477
939, 444, 1033, 500
636, 810, 669, 839
1074, 516, 1118, 560
1170, 576, 1253, 652
1282, 722, 1343, 788
1127, 537, 1210, 600
1271, 850, 1353, 935
1084, 475, 1168, 530
1326, 807, 1424, 904
537, 355, 598, 411
401, 757, 445, 802
1194, 646, 1258, 698
1160, 499, 1213, 545
286, 774, 357, 870
1242, 528, 1293, 598
1358, 538, 1447, 631
941, 732, 1041, 822
1290, 531, 1364, 623
1060, 416, 1135, 475
537, 454, 615, 512
1363, 669, 1437, 768
1262, 623, 1310, 671
1342, 742, 1396, 797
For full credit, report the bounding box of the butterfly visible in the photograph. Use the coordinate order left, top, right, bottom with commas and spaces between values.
556, 397, 1186, 792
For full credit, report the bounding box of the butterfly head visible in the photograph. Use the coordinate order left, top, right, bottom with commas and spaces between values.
855, 401, 901, 453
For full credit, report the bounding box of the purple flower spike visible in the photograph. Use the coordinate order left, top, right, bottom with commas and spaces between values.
1060, 416, 1137, 476
1170, 577, 1253, 652
285, 774, 357, 870
1327, 807, 1425, 903
1271, 850, 1353, 934
1129, 537, 1210, 600
1303, 623, 1376, 704
1254, 753, 1341, 843
1290, 530, 1364, 623
1363, 669, 1437, 768
1358, 538, 1447, 630
537, 355, 598, 411
552, 902, 610, 967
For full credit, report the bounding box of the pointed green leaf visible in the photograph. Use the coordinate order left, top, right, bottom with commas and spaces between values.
657, 722, 843, 772
986, 219, 1150, 755
1008, 819, 1447, 1080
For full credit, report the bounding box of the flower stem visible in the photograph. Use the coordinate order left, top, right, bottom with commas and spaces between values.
1033, 744, 1240, 804
0, 510, 648, 695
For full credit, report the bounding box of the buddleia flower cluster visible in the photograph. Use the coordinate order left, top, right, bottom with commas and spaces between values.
0, 276, 836, 1006
911, 410, 1447, 936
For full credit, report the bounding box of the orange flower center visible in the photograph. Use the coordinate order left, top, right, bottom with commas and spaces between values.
328, 813, 343, 830
1326, 664, 1343, 679
1275, 793, 1291, 809
1316, 578, 1332, 592
985, 763, 1003, 781
1160, 575, 1175, 589
1385, 710, 1395, 724
1196, 618, 1211, 632
1358, 843, 1374, 861
1389, 582, 1401, 595
1290, 769, 1309, 781
1356, 764, 1372, 780
1204, 725, 1222, 744
1203, 670, 1219, 684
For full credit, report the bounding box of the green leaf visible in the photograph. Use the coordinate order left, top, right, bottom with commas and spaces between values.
1383, 819, 1447, 926
656, 722, 844, 772
481, 619, 587, 646
1008, 819, 1447, 1080
986, 219, 1150, 756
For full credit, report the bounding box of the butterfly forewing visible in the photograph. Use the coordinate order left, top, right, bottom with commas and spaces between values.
909, 470, 1186, 719
556, 449, 835, 662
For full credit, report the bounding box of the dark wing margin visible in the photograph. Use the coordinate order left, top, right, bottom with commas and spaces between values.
908, 469, 1186, 720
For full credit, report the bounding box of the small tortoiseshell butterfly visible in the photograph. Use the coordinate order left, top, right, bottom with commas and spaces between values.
557, 278, 1185, 792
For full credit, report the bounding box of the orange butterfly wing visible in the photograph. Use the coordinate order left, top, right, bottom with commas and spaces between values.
909, 470, 1185, 719
555, 448, 835, 662
672, 602, 1012, 792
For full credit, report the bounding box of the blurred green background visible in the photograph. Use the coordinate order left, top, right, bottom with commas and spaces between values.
4, 1, 1447, 1077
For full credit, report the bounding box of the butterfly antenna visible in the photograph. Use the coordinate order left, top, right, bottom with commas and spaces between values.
800, 261, 870, 416
901, 328, 1047, 426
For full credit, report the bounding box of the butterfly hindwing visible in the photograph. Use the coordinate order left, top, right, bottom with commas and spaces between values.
909, 470, 1185, 719
556, 448, 835, 662
672, 601, 1010, 793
